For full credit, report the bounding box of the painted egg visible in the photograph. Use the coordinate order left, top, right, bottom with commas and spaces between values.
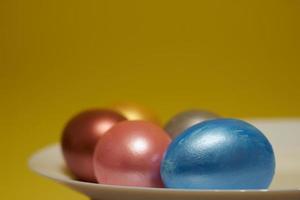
110, 102, 161, 125
61, 109, 126, 182
93, 120, 171, 187
161, 118, 275, 189
165, 109, 219, 138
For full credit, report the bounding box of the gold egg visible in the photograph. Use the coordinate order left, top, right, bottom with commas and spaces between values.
110, 102, 161, 125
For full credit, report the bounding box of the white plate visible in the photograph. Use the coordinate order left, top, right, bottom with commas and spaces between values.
29, 119, 300, 200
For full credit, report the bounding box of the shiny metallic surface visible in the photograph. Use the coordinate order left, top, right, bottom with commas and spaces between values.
93, 120, 171, 187
110, 102, 161, 125
161, 118, 275, 189
165, 110, 219, 138
61, 109, 126, 182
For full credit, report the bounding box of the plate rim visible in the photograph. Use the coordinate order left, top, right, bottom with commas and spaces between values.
28, 143, 300, 194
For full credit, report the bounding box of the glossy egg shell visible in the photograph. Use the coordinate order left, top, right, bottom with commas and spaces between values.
165, 109, 219, 139
93, 120, 171, 187
110, 102, 161, 125
61, 109, 126, 182
161, 118, 275, 189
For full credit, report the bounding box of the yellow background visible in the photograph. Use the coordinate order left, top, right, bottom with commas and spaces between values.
1, 0, 299, 199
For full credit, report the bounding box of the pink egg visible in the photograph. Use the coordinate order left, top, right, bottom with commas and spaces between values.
93, 120, 171, 187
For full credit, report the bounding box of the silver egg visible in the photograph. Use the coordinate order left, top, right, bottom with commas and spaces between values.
165, 109, 220, 138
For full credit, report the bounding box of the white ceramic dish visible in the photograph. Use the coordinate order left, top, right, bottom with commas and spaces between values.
29, 119, 300, 200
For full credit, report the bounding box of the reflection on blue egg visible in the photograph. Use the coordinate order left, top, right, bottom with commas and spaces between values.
161, 118, 275, 189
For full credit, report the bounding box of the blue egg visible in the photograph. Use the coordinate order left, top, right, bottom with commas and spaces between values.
160, 118, 275, 189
